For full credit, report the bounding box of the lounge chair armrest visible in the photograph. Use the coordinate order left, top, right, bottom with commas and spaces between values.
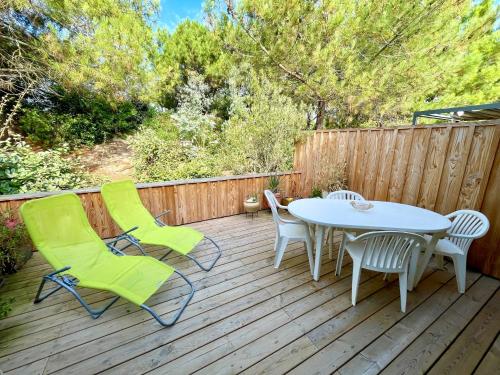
46, 266, 72, 278
155, 210, 171, 219
106, 226, 139, 244
155, 210, 171, 226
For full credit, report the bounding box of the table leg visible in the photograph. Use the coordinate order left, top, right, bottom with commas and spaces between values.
411, 232, 443, 289
313, 225, 325, 281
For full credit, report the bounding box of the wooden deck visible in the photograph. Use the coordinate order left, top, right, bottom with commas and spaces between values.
0, 212, 498, 374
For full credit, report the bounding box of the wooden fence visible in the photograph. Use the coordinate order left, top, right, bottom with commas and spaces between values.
0, 172, 301, 238
294, 120, 500, 277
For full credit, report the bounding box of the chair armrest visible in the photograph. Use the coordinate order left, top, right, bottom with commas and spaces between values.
343, 232, 357, 243
276, 202, 288, 210
279, 217, 305, 225
155, 210, 171, 226
105, 226, 139, 244
446, 232, 479, 240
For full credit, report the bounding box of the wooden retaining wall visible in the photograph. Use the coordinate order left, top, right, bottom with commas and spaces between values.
0, 172, 301, 238
294, 120, 500, 277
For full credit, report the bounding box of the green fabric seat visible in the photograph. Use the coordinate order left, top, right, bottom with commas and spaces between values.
101, 180, 221, 271
20, 193, 193, 326
101, 180, 203, 255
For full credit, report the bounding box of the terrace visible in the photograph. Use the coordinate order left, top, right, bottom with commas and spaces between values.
1, 120, 499, 374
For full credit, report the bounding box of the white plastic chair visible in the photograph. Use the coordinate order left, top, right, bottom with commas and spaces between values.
429, 210, 489, 293
325, 190, 365, 273
344, 231, 426, 313
264, 190, 314, 274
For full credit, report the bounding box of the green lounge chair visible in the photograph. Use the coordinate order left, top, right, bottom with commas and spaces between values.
101, 180, 221, 271
19, 193, 194, 326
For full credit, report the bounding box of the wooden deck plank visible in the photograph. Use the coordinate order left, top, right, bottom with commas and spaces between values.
262, 269, 453, 375
380, 275, 498, 375
474, 333, 500, 375
335, 270, 485, 375
0, 213, 498, 375
427, 289, 500, 375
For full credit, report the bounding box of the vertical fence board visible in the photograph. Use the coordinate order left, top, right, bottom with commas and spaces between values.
374, 129, 398, 201
387, 128, 414, 203
417, 126, 452, 210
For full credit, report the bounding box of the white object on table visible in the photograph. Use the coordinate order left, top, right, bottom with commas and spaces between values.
287, 199, 451, 287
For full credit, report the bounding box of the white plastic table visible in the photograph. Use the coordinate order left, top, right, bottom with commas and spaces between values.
287, 199, 451, 287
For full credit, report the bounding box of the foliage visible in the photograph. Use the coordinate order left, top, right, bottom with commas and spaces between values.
0, 296, 14, 319
130, 125, 222, 182
19, 91, 149, 147
267, 174, 280, 193
0, 210, 31, 275
310, 187, 322, 198
171, 73, 219, 148
218, 0, 499, 128
316, 161, 348, 193
156, 20, 227, 108
221, 72, 308, 174
0, 140, 93, 194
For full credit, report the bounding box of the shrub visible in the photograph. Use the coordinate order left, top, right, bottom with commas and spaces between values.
0, 140, 93, 194
0, 210, 31, 275
130, 125, 221, 182
18, 90, 150, 148
221, 74, 308, 174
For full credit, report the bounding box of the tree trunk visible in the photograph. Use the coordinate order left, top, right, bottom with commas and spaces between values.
315, 100, 326, 130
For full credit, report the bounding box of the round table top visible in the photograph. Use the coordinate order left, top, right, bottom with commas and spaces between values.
288, 199, 451, 233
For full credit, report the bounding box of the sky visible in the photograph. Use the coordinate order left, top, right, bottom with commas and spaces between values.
158, 0, 205, 31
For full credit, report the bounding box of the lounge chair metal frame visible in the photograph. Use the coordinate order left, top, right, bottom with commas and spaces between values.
108, 210, 222, 272
33, 241, 195, 327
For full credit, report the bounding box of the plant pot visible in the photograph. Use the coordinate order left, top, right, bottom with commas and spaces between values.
263, 192, 281, 209
243, 201, 260, 213
281, 197, 295, 206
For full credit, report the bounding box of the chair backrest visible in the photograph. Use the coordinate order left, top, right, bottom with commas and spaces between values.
264, 190, 285, 229
352, 231, 426, 272
445, 210, 489, 253
101, 180, 159, 238
326, 190, 365, 201
19, 193, 107, 271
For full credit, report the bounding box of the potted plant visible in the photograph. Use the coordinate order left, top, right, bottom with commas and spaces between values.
263, 174, 281, 208
243, 193, 260, 217
1, 210, 32, 277
310, 186, 323, 198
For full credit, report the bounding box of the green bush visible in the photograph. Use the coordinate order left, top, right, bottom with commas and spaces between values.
19, 90, 150, 147
0, 210, 31, 275
0, 140, 94, 194
221, 74, 308, 174
130, 126, 221, 182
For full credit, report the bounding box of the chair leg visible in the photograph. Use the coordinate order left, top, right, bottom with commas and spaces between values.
328, 229, 335, 259
274, 237, 288, 269
435, 254, 445, 269
452, 254, 466, 293
141, 270, 195, 327
34, 268, 120, 319
185, 236, 222, 271
336, 233, 347, 276
351, 260, 362, 306
274, 233, 279, 252
305, 236, 314, 276
398, 272, 408, 313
